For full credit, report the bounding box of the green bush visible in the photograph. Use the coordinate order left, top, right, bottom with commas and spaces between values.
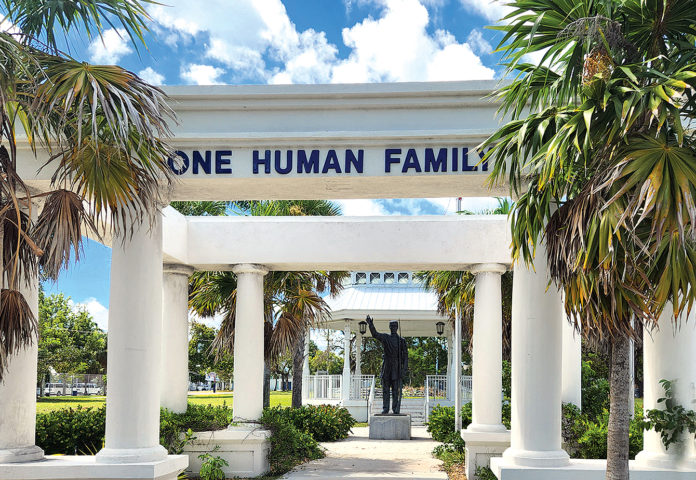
476, 466, 498, 480
261, 404, 354, 442
260, 408, 324, 475
36, 403, 235, 455
576, 410, 644, 459
198, 450, 229, 480
582, 359, 610, 420
36, 406, 106, 455
561, 403, 585, 456
160, 403, 234, 453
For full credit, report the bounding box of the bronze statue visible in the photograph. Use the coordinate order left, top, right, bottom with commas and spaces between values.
366, 315, 408, 414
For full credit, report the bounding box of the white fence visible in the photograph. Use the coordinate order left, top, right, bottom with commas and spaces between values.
350, 375, 375, 400
424, 374, 473, 422
304, 374, 376, 401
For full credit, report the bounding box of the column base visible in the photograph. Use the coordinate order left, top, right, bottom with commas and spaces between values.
634, 450, 696, 470
0, 454, 187, 480
466, 423, 509, 433
96, 445, 168, 464
183, 427, 270, 478
502, 446, 570, 468
0, 445, 44, 464
460, 429, 510, 480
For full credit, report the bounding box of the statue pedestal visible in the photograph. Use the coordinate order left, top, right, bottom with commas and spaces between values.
369, 414, 411, 440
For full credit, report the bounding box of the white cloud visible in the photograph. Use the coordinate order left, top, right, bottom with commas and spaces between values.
138, 67, 165, 85
467, 29, 492, 55
147, 0, 493, 85
335, 199, 387, 216
88, 28, 132, 64
458, 0, 512, 22
181, 64, 226, 85
72, 298, 109, 331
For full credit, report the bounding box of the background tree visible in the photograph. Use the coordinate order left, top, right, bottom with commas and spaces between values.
483, 1, 696, 477
187, 321, 234, 388
0, 0, 174, 380
37, 290, 106, 393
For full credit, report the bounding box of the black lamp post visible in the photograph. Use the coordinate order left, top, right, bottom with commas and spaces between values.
436, 321, 445, 336
359, 321, 367, 335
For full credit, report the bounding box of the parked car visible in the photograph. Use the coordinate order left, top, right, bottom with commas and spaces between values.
73, 383, 103, 395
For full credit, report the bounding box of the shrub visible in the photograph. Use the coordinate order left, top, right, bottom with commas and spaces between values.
476, 466, 498, 480
36, 403, 235, 456
198, 450, 229, 480
36, 406, 106, 455
582, 359, 610, 420
160, 403, 234, 453
426, 403, 473, 453
262, 405, 354, 442
561, 403, 585, 456
576, 410, 644, 459
260, 408, 324, 475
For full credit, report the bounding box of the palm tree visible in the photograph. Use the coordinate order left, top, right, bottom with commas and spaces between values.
184, 200, 348, 409
0, 1, 174, 380
482, 1, 696, 478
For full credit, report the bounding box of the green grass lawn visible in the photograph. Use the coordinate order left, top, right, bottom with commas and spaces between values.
36, 391, 293, 414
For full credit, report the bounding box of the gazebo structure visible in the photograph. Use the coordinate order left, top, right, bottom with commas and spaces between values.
0, 82, 694, 480
301, 270, 472, 423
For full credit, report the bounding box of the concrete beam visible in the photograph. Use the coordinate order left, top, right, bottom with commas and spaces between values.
174, 214, 511, 271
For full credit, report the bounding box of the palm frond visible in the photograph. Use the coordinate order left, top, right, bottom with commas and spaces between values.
0, 288, 37, 380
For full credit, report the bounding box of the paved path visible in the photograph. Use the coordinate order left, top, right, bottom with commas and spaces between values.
282, 426, 447, 480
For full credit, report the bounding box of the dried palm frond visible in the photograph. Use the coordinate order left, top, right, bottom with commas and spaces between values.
34, 189, 98, 280
0, 288, 37, 380
2, 208, 40, 288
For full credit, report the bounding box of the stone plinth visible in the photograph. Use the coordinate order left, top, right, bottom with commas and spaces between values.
182, 427, 270, 478
369, 414, 411, 440
460, 430, 510, 480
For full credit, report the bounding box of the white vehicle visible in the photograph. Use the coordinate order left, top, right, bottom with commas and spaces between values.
73, 383, 103, 395
43, 383, 68, 396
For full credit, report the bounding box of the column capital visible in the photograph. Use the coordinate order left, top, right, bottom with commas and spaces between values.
163, 263, 195, 276
232, 263, 269, 276
470, 263, 507, 275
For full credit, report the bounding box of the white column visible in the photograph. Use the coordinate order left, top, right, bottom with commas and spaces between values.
355, 333, 362, 378
231, 264, 268, 423
97, 213, 167, 464
503, 242, 570, 467
342, 320, 351, 402
161, 264, 194, 413
302, 330, 310, 402
466, 263, 507, 433
446, 334, 453, 400
0, 236, 44, 463
454, 307, 463, 431
636, 305, 696, 469
561, 310, 582, 409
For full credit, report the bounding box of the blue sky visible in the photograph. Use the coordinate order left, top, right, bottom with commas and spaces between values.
40, 0, 512, 329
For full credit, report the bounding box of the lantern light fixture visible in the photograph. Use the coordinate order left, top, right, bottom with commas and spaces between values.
436, 321, 445, 336
359, 321, 368, 335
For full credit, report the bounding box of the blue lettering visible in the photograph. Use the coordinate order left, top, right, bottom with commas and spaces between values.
297, 150, 319, 173
215, 150, 232, 174
345, 150, 364, 174
168, 151, 189, 175
425, 148, 447, 172
452, 147, 459, 172
462, 147, 476, 171
193, 150, 212, 174
253, 150, 271, 174
402, 149, 422, 173
275, 150, 292, 175
322, 150, 342, 173
385, 149, 401, 173
477, 148, 490, 172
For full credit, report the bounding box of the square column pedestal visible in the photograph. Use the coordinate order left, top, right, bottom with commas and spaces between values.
460, 430, 511, 480
182, 427, 271, 478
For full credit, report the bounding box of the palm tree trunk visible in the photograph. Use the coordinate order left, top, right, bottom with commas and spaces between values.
263, 359, 271, 409
606, 335, 631, 480
291, 333, 305, 408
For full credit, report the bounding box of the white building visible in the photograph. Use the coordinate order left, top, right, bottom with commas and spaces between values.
1, 81, 694, 480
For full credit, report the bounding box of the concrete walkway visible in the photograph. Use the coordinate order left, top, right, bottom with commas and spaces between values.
281, 426, 447, 480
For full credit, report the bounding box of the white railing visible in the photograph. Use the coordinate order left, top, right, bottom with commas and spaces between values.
349, 375, 375, 400
424, 374, 473, 422
305, 375, 342, 401
461, 375, 473, 404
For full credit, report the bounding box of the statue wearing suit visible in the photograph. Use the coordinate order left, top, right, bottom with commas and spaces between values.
366, 316, 408, 414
